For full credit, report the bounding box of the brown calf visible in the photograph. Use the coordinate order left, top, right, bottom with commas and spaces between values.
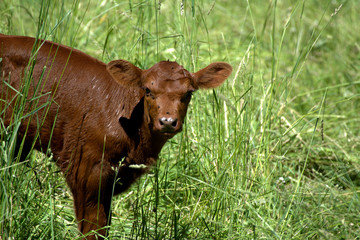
0, 34, 232, 239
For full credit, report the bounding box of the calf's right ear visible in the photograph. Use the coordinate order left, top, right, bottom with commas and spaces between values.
107, 60, 143, 87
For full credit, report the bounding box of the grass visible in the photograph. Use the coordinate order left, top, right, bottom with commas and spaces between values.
1, 0, 360, 239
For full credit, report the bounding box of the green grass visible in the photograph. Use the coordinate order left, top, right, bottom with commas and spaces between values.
1, 0, 360, 239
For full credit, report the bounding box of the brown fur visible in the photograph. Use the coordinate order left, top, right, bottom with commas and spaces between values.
0, 34, 232, 239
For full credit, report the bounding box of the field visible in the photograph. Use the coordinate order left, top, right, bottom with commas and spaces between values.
1, 0, 359, 239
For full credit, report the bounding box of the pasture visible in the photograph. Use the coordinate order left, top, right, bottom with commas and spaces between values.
1, 0, 359, 239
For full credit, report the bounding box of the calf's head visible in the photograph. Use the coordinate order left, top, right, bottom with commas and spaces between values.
107, 60, 232, 138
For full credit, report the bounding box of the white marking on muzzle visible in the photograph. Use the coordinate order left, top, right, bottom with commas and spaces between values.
161, 117, 174, 122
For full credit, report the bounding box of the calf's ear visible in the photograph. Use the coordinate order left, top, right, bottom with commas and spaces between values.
194, 62, 232, 89
107, 60, 142, 87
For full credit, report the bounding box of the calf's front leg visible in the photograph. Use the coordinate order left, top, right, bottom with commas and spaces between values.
68, 160, 114, 240
74, 194, 111, 239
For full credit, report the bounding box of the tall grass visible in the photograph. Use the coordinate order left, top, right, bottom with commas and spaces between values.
1, 0, 359, 239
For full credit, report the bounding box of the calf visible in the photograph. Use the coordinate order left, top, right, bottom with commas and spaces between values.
0, 34, 232, 239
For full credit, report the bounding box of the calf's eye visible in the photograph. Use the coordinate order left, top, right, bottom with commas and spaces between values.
145, 87, 155, 99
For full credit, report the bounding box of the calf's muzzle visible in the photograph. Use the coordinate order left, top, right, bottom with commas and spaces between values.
159, 117, 179, 132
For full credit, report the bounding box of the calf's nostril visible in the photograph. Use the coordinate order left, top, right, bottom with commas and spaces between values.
171, 119, 178, 127
159, 117, 166, 126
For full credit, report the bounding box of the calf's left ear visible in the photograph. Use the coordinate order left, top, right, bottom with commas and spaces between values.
194, 62, 232, 89
107, 60, 143, 87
